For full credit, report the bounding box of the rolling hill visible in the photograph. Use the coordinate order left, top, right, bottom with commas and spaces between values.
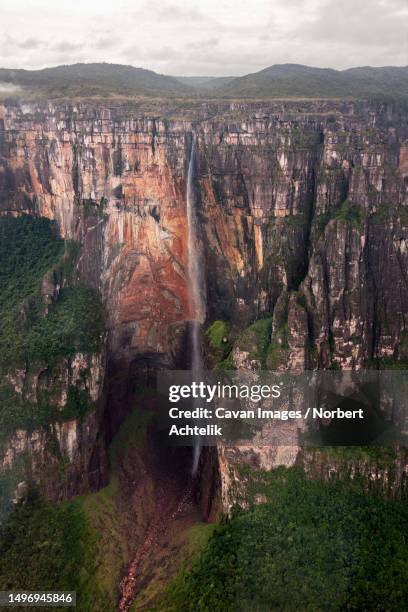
0, 62, 407, 99
211, 63, 408, 98
0, 63, 192, 98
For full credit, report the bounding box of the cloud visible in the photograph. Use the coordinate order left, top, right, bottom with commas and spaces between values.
17, 37, 42, 50
53, 41, 84, 53
144, 45, 180, 61
187, 38, 220, 51
157, 4, 204, 21
93, 36, 120, 50
142, 1, 205, 23
0, 82, 22, 94
284, 0, 408, 69
0, 0, 406, 74
297, 0, 408, 48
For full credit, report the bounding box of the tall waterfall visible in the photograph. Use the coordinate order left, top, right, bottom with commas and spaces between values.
186, 137, 205, 475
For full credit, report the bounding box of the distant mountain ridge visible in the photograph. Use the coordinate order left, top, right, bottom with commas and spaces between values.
214, 63, 408, 98
0, 62, 407, 99
0, 63, 190, 97
175, 75, 235, 90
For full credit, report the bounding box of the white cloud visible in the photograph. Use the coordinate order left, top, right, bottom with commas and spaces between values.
0, 0, 406, 74
0, 82, 22, 94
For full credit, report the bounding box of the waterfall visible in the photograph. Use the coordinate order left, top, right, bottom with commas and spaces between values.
186, 137, 205, 475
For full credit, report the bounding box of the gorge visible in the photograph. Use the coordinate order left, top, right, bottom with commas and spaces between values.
0, 96, 407, 609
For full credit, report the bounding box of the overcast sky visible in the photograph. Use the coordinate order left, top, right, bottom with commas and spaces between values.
0, 0, 407, 76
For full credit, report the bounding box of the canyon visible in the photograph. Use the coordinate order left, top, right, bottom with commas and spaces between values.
0, 97, 408, 607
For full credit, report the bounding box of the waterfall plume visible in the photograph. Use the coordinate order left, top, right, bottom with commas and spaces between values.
186, 136, 205, 475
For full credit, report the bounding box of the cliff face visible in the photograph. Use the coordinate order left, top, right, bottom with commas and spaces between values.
0, 99, 407, 506
0, 104, 192, 363
1, 351, 105, 502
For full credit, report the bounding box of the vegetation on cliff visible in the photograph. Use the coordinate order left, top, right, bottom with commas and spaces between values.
0, 490, 101, 608
315, 199, 366, 235
205, 317, 280, 370
0, 215, 105, 435
158, 467, 408, 611
265, 323, 289, 369
22, 286, 105, 365
0, 215, 64, 333
0, 216, 104, 369
205, 321, 233, 368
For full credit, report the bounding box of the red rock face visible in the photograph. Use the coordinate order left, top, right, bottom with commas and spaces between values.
1, 100, 408, 371
0, 106, 194, 363
100, 143, 191, 360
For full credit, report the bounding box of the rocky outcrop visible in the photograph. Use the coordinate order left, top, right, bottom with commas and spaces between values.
1, 351, 106, 503
300, 447, 408, 499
